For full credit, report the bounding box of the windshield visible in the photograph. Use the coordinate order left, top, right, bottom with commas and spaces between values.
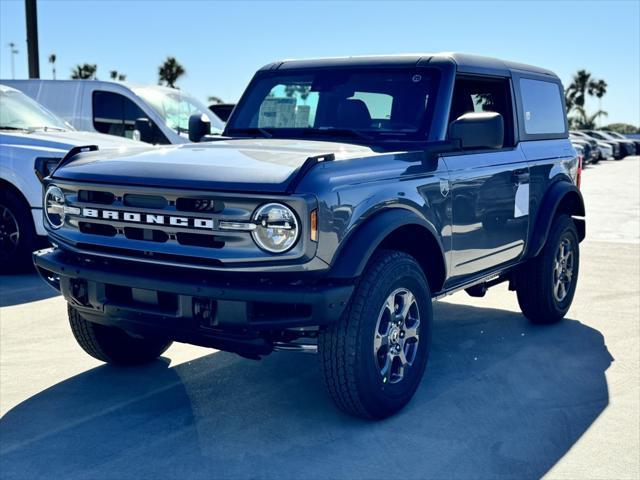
606, 131, 624, 139
133, 86, 224, 135
0, 89, 70, 131
226, 68, 440, 142
587, 131, 607, 140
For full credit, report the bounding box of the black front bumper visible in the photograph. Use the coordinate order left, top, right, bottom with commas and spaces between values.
34, 248, 353, 354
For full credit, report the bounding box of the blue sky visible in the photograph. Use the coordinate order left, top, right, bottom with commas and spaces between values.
1, 0, 639, 125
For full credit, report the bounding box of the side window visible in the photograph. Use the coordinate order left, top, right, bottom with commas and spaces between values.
519, 78, 566, 135
93, 91, 147, 139
449, 76, 515, 147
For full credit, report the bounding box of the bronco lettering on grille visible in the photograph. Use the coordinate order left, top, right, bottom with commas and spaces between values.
81, 208, 214, 229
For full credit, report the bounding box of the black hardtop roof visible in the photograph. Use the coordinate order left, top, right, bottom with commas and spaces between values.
259, 52, 558, 78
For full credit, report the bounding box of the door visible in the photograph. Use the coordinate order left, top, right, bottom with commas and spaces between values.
443, 75, 530, 282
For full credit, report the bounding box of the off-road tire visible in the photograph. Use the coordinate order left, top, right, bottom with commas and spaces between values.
516, 215, 580, 324
318, 250, 432, 419
0, 189, 37, 273
68, 305, 173, 365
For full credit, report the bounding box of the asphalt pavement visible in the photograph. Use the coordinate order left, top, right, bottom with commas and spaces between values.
0, 157, 638, 480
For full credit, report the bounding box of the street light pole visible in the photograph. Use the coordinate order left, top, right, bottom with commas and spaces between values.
8, 42, 18, 79
25, 0, 40, 78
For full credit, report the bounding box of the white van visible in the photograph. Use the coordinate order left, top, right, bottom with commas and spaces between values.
1, 80, 225, 145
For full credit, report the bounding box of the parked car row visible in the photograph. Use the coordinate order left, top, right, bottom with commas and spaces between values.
570, 128, 637, 164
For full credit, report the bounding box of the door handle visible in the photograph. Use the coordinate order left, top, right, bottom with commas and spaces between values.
511, 169, 530, 184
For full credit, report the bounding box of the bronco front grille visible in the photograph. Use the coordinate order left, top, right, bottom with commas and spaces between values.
50, 182, 312, 269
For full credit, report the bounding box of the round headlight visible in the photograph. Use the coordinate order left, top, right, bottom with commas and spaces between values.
44, 185, 66, 229
251, 203, 299, 253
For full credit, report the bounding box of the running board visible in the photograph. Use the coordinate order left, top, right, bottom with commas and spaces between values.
433, 266, 517, 300
273, 342, 318, 354
464, 274, 510, 297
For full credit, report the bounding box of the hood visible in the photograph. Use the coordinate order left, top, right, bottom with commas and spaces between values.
51, 138, 381, 193
0, 130, 141, 155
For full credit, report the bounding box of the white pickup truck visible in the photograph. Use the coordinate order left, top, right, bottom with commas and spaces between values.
0, 84, 141, 271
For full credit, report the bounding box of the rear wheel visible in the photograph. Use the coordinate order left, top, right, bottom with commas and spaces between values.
68, 305, 173, 365
318, 250, 432, 419
516, 215, 580, 324
0, 189, 37, 273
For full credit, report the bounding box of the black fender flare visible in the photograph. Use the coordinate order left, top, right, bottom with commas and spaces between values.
328, 208, 446, 280
528, 181, 585, 258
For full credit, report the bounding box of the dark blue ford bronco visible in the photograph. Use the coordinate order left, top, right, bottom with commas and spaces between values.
34, 53, 585, 418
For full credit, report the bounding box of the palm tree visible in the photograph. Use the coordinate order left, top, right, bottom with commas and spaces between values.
571, 105, 608, 130
48, 53, 56, 79
588, 79, 608, 127
208, 95, 224, 104
71, 63, 97, 79
109, 70, 126, 81
158, 57, 185, 88
565, 70, 592, 111
565, 70, 608, 128
284, 84, 310, 101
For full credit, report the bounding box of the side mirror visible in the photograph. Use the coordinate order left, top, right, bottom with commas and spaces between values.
134, 117, 155, 144
188, 113, 211, 143
448, 112, 504, 150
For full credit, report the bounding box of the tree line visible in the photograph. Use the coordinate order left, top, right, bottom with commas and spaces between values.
564, 69, 637, 133
48, 54, 189, 89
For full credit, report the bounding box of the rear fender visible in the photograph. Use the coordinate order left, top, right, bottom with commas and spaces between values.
528, 181, 585, 258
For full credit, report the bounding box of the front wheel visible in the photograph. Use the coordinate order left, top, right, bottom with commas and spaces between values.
318, 250, 432, 419
0, 189, 37, 273
68, 305, 173, 365
516, 215, 580, 324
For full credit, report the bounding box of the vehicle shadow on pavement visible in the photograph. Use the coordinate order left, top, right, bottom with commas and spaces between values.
0, 273, 59, 308
0, 303, 612, 480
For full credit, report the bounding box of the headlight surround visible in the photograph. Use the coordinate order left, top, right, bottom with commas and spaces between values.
44, 185, 66, 229
251, 203, 300, 253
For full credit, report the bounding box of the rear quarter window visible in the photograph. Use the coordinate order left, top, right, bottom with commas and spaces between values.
519, 78, 566, 135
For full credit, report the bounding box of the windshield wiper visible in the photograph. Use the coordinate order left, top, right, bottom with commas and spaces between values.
228, 127, 273, 139
0, 125, 28, 131
30, 126, 68, 132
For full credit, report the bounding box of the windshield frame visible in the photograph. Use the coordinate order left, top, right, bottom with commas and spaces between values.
225, 66, 442, 145
132, 86, 224, 135
0, 89, 72, 132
